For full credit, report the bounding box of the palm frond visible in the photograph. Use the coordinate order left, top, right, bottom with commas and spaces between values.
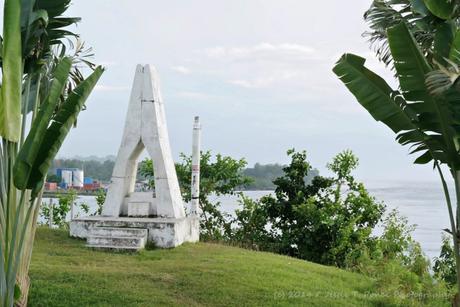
363, 0, 437, 68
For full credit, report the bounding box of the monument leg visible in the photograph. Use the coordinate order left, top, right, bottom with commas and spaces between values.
102, 140, 143, 217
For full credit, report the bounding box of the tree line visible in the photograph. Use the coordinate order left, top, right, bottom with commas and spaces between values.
50, 157, 318, 190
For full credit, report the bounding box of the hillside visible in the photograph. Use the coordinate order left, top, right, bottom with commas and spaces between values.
28, 228, 442, 306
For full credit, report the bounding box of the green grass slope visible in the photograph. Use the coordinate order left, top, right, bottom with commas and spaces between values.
27, 228, 433, 306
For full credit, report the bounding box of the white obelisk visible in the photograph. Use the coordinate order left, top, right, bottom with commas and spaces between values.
101, 65, 185, 219
191, 116, 201, 216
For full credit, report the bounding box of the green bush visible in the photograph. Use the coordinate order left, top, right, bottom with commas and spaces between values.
41, 191, 77, 228
93, 188, 106, 216
434, 235, 458, 286
231, 194, 276, 251
40, 190, 91, 228
353, 210, 450, 306
231, 149, 385, 267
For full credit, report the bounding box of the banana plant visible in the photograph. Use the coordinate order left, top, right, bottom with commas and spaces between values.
334, 0, 460, 304
0, 0, 104, 306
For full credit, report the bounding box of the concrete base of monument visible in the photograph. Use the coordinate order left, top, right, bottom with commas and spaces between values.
70, 215, 199, 250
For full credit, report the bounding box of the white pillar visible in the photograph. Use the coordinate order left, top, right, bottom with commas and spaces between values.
49, 199, 54, 228
191, 116, 201, 216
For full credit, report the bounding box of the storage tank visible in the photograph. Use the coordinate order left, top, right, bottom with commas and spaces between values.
61, 170, 73, 187
73, 169, 84, 188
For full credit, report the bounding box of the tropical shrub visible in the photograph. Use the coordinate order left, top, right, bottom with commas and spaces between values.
434, 235, 458, 286
41, 193, 74, 228
40, 190, 89, 228
333, 0, 460, 303
93, 188, 107, 216
354, 210, 450, 306
231, 149, 385, 267
140, 151, 251, 240
231, 194, 275, 251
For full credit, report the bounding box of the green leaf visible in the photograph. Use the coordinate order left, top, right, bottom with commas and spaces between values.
29, 9, 48, 26
0, 0, 23, 142
414, 150, 433, 164
411, 0, 430, 16
422, 0, 455, 19
14, 283, 21, 301
36, 0, 71, 18
388, 22, 460, 169
14, 57, 72, 190
333, 53, 414, 133
434, 21, 454, 65
387, 22, 432, 102
449, 30, 460, 64
20, 0, 35, 29
48, 17, 80, 29
26, 66, 103, 196
22, 72, 40, 114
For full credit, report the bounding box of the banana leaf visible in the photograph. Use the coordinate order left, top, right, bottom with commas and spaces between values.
333, 53, 414, 133
0, 0, 22, 142
20, 66, 103, 196
422, 0, 454, 19
14, 57, 72, 190
387, 22, 460, 168
433, 21, 454, 66
449, 30, 460, 64
333, 53, 442, 165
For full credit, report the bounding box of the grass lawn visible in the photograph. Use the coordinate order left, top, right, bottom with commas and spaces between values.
28, 227, 446, 306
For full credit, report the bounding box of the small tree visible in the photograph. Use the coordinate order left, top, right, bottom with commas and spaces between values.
41, 191, 76, 228
140, 151, 251, 240
40, 190, 89, 227
94, 189, 107, 216
176, 151, 251, 239
434, 235, 458, 286
233, 149, 385, 267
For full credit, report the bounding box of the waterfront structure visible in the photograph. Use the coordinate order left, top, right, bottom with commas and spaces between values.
70, 65, 199, 250
44, 182, 57, 191
56, 168, 84, 189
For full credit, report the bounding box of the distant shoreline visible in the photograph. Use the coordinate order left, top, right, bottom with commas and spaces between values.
43, 188, 276, 198
43, 190, 99, 197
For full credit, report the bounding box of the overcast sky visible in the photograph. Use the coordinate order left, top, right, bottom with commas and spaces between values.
55, 0, 442, 183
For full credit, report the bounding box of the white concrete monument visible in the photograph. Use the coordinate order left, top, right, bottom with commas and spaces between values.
69, 65, 199, 250
102, 64, 185, 219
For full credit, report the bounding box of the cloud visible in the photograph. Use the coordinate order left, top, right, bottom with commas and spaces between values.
197, 42, 331, 92
229, 71, 298, 88
171, 65, 191, 74
204, 43, 315, 60
174, 91, 213, 100
195, 42, 335, 91
94, 85, 129, 92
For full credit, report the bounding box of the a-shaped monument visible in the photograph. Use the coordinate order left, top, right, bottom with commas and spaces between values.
70, 65, 199, 250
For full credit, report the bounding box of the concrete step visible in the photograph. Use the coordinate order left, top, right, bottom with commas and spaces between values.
87, 235, 146, 248
86, 244, 141, 252
90, 227, 147, 238
86, 227, 148, 251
